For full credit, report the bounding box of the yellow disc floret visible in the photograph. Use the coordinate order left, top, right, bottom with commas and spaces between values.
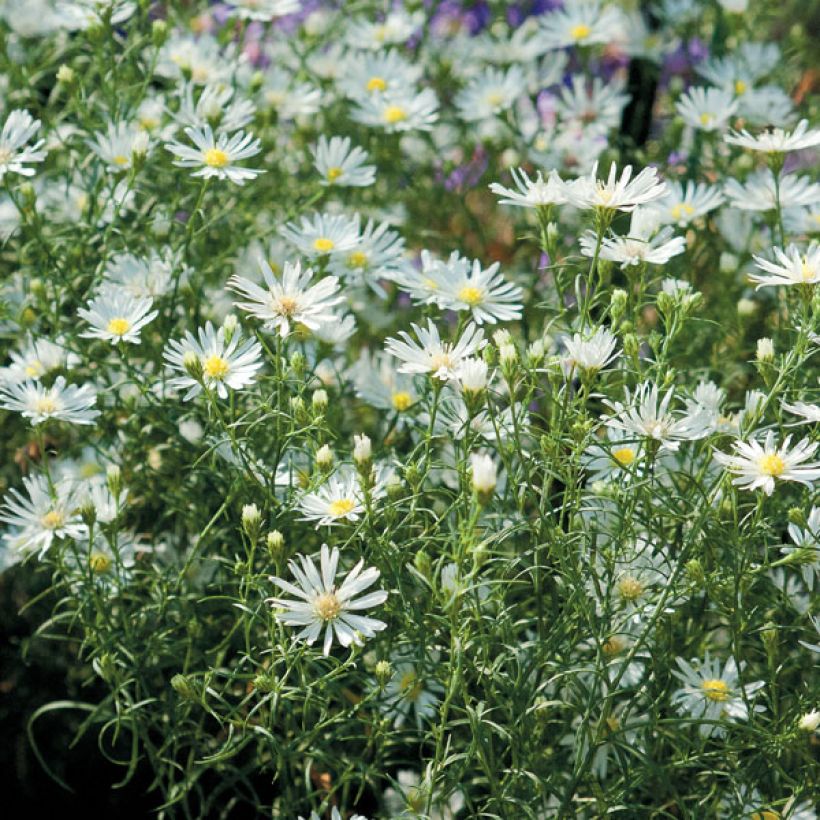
702, 679, 730, 702
203, 147, 230, 168
106, 317, 132, 337
383, 105, 407, 124
759, 453, 785, 477
202, 354, 230, 380
313, 591, 342, 621
328, 497, 356, 518
313, 237, 336, 253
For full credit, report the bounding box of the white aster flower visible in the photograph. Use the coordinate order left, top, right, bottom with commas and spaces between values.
671, 653, 764, 737
538, 0, 624, 49
725, 170, 820, 212
164, 322, 263, 400
725, 119, 820, 154
223, 0, 300, 21
352, 87, 439, 133
750, 242, 820, 288
470, 452, 497, 498
385, 319, 486, 382
602, 381, 711, 451
713, 432, 820, 495
782, 400, 820, 425
79, 290, 158, 345
103, 249, 186, 299
165, 125, 262, 184
280, 211, 360, 259
0, 474, 86, 558
564, 162, 667, 213
651, 180, 724, 227
344, 10, 422, 50
581, 210, 685, 268
0, 376, 100, 426
311, 135, 375, 188
298, 468, 386, 528
228, 258, 342, 338
0, 336, 77, 384
173, 82, 256, 134
56, 0, 135, 30
350, 350, 419, 420
454, 66, 525, 122
489, 167, 567, 209
0, 109, 46, 180
88, 122, 150, 172
336, 50, 422, 100
327, 219, 407, 290
458, 357, 489, 394
556, 75, 630, 133
156, 33, 236, 86
381, 651, 444, 729
675, 86, 738, 132
258, 67, 322, 119
268, 543, 388, 656
561, 326, 619, 375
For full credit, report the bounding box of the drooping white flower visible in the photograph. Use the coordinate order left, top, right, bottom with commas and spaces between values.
78, 289, 158, 345
713, 432, 820, 495
267, 543, 388, 656
564, 162, 667, 213
228, 259, 342, 338
725, 119, 820, 153
165, 125, 262, 184
0, 109, 46, 180
489, 167, 568, 209
750, 242, 820, 288
0, 376, 100, 426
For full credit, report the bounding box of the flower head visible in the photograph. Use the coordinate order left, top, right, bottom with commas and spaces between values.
0, 109, 46, 180
79, 289, 158, 344
165, 125, 262, 184
0, 376, 100, 425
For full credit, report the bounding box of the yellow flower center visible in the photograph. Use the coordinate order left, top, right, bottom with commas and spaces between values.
313, 237, 335, 253
326, 166, 344, 182
383, 105, 407, 124
699, 113, 714, 127
80, 462, 102, 479
617, 576, 644, 602
348, 250, 369, 269
275, 295, 299, 316
571, 23, 592, 41
41, 510, 64, 530
734, 79, 747, 95
670, 202, 695, 221
605, 716, 620, 733
801, 259, 814, 281
89, 551, 112, 574
602, 636, 625, 656
391, 391, 413, 412
313, 591, 342, 621
485, 91, 504, 107
430, 352, 454, 373
112, 154, 130, 167
0, 147, 13, 164
25, 360, 44, 378
202, 354, 230, 380
367, 76, 387, 92
702, 678, 730, 702
203, 147, 229, 168
612, 446, 636, 467
399, 670, 424, 702
458, 285, 484, 306
759, 453, 785, 477
328, 497, 356, 517
106, 317, 132, 336
34, 395, 59, 415
752, 812, 780, 820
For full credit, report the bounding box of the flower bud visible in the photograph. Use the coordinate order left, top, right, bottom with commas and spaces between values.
266, 529, 284, 557
756, 337, 774, 363
610, 288, 628, 322
56, 64, 75, 85
353, 433, 372, 467
459, 358, 488, 394
737, 297, 757, 317
106, 464, 122, 497
470, 453, 497, 505
312, 389, 328, 412
685, 559, 705, 585
183, 350, 203, 380
315, 444, 333, 472
375, 660, 392, 689
798, 710, 820, 733
152, 19, 169, 47
241, 503, 261, 539
414, 549, 431, 579
222, 313, 238, 344
289, 351, 306, 376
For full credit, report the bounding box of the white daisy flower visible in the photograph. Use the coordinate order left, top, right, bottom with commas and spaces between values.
602, 381, 712, 452
267, 543, 388, 656
564, 161, 667, 213
228, 258, 343, 338
164, 322, 263, 400
381, 651, 444, 729
584, 429, 644, 483
782, 400, 820, 425
87, 122, 151, 172
0, 376, 100, 426
454, 66, 525, 122
385, 319, 486, 382
78, 289, 158, 345
257, 67, 322, 119
103, 249, 187, 299
0, 109, 46, 180
336, 49, 422, 101
156, 33, 236, 86
173, 81, 256, 134
56, 0, 135, 30
298, 468, 386, 528
561, 326, 619, 375
165, 125, 262, 185
489, 167, 568, 209
750, 242, 820, 288
0, 336, 78, 383
651, 180, 724, 227
310, 135, 375, 188
581, 210, 686, 268
0, 474, 87, 558
675, 86, 738, 132
351, 87, 439, 133
280, 212, 360, 259
724, 171, 820, 212
326, 219, 407, 291
671, 653, 764, 737
223, 0, 300, 21
555, 75, 630, 133
344, 10, 422, 50
538, 0, 625, 49
725, 119, 820, 154
350, 350, 419, 420
713, 432, 820, 495
425, 258, 523, 325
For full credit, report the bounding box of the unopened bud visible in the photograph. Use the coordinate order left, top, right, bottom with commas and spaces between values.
183, 350, 202, 380
756, 337, 774, 363
290, 351, 306, 376
222, 313, 238, 344
315, 444, 333, 471
610, 288, 628, 322
375, 660, 392, 688
106, 464, 122, 496
171, 673, 199, 701
241, 503, 261, 539
353, 433, 372, 467
151, 19, 169, 47
685, 559, 705, 585
266, 529, 284, 557
56, 64, 75, 85
470, 453, 497, 505
798, 710, 820, 732
312, 389, 328, 412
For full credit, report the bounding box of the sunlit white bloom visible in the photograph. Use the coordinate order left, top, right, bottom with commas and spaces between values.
298, 468, 386, 528
311, 135, 375, 188
228, 259, 342, 338
584, 429, 643, 483
602, 382, 711, 451
173, 82, 256, 134
0, 475, 86, 558
88, 122, 150, 171
327, 219, 406, 290
782, 400, 820, 424
165, 125, 262, 184
713, 432, 820, 495
538, 0, 624, 49
381, 651, 444, 729
749, 242, 820, 288
223, 0, 300, 21
0, 376, 99, 426
336, 50, 422, 100
164, 322, 263, 400
385, 319, 486, 382
280, 211, 360, 258
675, 86, 738, 132
671, 653, 764, 737
350, 350, 419, 419
0, 109, 46, 180
258, 67, 322, 119
581, 211, 685, 268
458, 358, 489, 394
56, 0, 135, 30
352, 87, 439, 133
454, 66, 525, 122
489, 167, 567, 209
651, 180, 724, 227
79, 290, 158, 345
725, 119, 820, 154
268, 544, 388, 656
344, 10, 422, 50
103, 249, 187, 299
561, 327, 619, 375
564, 162, 667, 212
725, 171, 820, 212
0, 337, 78, 384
